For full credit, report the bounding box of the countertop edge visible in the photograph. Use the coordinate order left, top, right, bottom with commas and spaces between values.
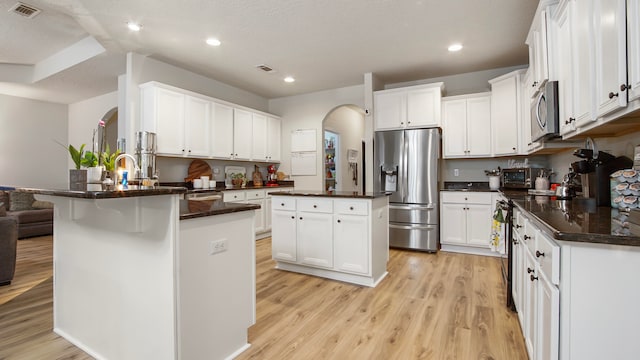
269, 191, 391, 199
180, 203, 261, 220
17, 186, 188, 199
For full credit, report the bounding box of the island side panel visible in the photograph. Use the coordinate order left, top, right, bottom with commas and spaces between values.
177, 210, 256, 360
371, 196, 390, 284
43, 194, 180, 360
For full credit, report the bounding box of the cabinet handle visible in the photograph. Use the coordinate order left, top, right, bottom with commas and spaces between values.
349, 206, 354, 210
182, 149, 185, 152
512, 147, 516, 151
313, 204, 317, 208
530, 274, 539, 282
523, 235, 531, 241
515, 224, 522, 229
230, 153, 234, 156
527, 267, 534, 274
536, 250, 545, 258
291, 216, 295, 219
621, 84, 630, 91
532, 81, 538, 87
337, 219, 341, 223
188, 149, 191, 153
407, 121, 411, 124
570, 117, 575, 123
400, 122, 404, 125
299, 217, 303, 220
608, 91, 619, 99
513, 239, 519, 245
280, 203, 285, 206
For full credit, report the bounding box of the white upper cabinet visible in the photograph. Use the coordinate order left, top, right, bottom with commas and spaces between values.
267, 117, 281, 162
628, 0, 640, 102
233, 109, 252, 161
593, 0, 628, 117
374, 83, 443, 130
251, 113, 267, 161
442, 93, 492, 158
553, 0, 578, 135
211, 102, 234, 158
570, 0, 597, 128
184, 95, 211, 157
527, 6, 552, 94
490, 71, 522, 156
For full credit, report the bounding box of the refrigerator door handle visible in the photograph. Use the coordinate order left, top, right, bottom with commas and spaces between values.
389, 204, 436, 210
402, 131, 409, 203
389, 224, 438, 230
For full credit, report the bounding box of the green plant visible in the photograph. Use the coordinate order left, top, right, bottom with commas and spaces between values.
100, 144, 121, 171
68, 144, 86, 170
81, 151, 99, 168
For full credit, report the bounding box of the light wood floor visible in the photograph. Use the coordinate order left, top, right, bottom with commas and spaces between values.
0, 236, 528, 360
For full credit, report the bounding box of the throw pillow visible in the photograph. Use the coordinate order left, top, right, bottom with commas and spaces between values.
0, 191, 9, 208
32, 200, 54, 209
9, 191, 35, 211
0, 202, 6, 217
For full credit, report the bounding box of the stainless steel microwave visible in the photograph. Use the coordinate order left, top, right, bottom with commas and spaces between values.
531, 81, 559, 142
502, 167, 548, 189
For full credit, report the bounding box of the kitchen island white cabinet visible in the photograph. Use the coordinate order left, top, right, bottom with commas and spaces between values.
271, 192, 389, 287
28, 187, 258, 360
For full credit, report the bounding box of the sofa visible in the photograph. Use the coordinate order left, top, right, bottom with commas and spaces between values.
0, 189, 53, 239
0, 211, 18, 285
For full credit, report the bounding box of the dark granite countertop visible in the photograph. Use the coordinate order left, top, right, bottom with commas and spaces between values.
507, 194, 640, 247
269, 190, 390, 199
16, 185, 187, 199
160, 181, 294, 193
179, 199, 260, 220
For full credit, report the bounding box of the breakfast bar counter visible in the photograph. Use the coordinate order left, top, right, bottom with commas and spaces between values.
19, 186, 257, 360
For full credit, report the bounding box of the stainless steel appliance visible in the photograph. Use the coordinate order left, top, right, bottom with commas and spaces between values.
531, 81, 560, 142
374, 128, 440, 252
134, 131, 158, 184
502, 167, 548, 189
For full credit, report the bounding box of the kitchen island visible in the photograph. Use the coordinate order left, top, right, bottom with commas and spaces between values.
19, 186, 259, 360
270, 190, 390, 287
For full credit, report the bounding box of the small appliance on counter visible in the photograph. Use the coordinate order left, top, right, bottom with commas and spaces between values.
485, 168, 501, 190
135, 131, 159, 186
502, 167, 549, 189
266, 164, 279, 186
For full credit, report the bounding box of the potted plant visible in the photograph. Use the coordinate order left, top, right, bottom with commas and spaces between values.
100, 144, 121, 184
231, 173, 245, 187
82, 151, 102, 183
68, 144, 87, 189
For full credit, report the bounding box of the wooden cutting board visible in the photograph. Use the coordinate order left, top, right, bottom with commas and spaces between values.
185, 159, 212, 182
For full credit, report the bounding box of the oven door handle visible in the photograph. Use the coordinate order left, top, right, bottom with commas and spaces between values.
389, 204, 436, 210
389, 224, 437, 230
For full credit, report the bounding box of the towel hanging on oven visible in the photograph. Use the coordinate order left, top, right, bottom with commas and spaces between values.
490, 203, 506, 254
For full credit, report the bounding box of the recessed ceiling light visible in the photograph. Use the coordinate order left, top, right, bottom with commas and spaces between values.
127, 22, 142, 31
448, 43, 463, 52
284, 76, 295, 83
206, 38, 221, 46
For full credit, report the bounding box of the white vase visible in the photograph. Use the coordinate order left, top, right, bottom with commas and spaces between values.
87, 166, 103, 184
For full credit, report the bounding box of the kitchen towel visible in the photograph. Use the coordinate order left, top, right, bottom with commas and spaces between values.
490, 204, 506, 254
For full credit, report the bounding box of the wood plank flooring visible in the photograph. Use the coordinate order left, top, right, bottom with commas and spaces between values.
0, 236, 528, 360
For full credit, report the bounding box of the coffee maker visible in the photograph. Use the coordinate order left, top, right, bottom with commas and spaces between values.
571, 138, 632, 206
135, 131, 159, 186
266, 164, 278, 186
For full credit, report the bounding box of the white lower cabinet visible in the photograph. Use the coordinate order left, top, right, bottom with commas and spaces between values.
271, 195, 389, 287
440, 191, 493, 254
223, 188, 292, 239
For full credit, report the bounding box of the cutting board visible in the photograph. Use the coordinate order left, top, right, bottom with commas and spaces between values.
185, 160, 212, 182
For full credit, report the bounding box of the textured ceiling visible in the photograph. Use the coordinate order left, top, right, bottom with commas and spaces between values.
0, 0, 538, 104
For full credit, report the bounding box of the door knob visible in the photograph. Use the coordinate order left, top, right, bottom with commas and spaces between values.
523, 235, 531, 241
536, 250, 545, 258
527, 267, 534, 274
620, 84, 630, 91
530, 274, 539, 281
609, 92, 619, 99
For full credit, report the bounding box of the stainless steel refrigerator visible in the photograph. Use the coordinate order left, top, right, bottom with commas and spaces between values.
374, 128, 440, 252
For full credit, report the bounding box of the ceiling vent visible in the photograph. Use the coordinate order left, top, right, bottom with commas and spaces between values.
256, 64, 276, 73
9, 2, 41, 19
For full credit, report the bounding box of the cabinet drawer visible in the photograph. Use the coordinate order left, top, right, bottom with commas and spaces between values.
297, 198, 333, 213
246, 189, 265, 200
513, 208, 525, 236
272, 196, 296, 211
335, 200, 368, 215
523, 218, 538, 254
223, 191, 246, 202
536, 232, 560, 286
440, 191, 492, 204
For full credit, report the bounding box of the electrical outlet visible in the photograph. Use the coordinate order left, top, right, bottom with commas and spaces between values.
454, 169, 459, 177
209, 239, 228, 255
213, 167, 220, 174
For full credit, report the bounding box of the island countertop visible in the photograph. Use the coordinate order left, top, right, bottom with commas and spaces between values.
16, 185, 187, 199
269, 190, 390, 199
179, 199, 260, 220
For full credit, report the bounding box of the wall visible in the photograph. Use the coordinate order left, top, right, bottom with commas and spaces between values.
68, 91, 119, 168
0, 94, 68, 188
156, 157, 275, 186
268, 85, 365, 191
443, 156, 550, 182
323, 106, 365, 192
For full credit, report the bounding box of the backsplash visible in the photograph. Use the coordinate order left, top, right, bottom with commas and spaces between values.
156, 157, 282, 183
442, 156, 549, 182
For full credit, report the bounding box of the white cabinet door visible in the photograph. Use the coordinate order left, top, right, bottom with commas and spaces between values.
271, 210, 297, 262
374, 90, 405, 130
265, 197, 272, 230
466, 203, 492, 247
440, 203, 466, 245
528, 10, 550, 94
491, 75, 519, 155
297, 212, 333, 269
536, 272, 560, 360
211, 102, 234, 158
153, 88, 185, 155
442, 99, 468, 157
555, 3, 577, 136
248, 199, 264, 233
267, 117, 281, 162
406, 87, 440, 127
233, 109, 253, 160
572, 0, 596, 127
594, 0, 628, 117
523, 247, 538, 360
466, 95, 492, 157
251, 113, 267, 161
334, 214, 369, 275
628, 0, 640, 102
184, 95, 210, 157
